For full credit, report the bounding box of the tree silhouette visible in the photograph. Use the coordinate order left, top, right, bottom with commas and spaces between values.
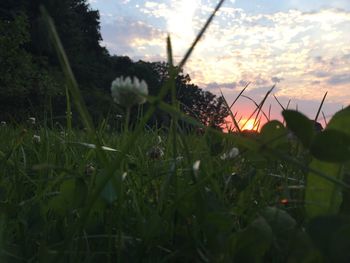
0, 0, 229, 130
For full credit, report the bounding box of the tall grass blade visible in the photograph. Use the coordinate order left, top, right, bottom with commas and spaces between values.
322, 111, 328, 127
253, 85, 275, 126
65, 85, 72, 132
40, 7, 94, 133
229, 83, 249, 109
220, 89, 241, 132
273, 94, 285, 111
241, 85, 274, 129
286, 99, 291, 109
314, 91, 328, 122
241, 94, 269, 121
177, 0, 226, 70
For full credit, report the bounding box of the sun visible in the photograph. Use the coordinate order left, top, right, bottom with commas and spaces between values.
241, 119, 256, 131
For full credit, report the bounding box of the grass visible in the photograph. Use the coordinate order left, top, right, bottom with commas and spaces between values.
1, 107, 350, 262
0, 121, 303, 262
1, 1, 350, 262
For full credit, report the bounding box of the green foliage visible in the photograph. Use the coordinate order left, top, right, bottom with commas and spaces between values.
0, 14, 34, 96
307, 215, 350, 263
304, 107, 350, 219
305, 160, 343, 218
259, 120, 288, 150
233, 216, 273, 262
0, 113, 349, 262
310, 130, 350, 162
282, 110, 314, 148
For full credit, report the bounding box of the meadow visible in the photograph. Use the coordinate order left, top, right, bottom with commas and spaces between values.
2, 102, 350, 262
1, 1, 350, 262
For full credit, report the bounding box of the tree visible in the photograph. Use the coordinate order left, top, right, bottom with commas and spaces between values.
149, 62, 229, 129
0, 1, 229, 130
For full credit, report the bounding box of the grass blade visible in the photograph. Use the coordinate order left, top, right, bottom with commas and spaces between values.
229, 83, 249, 109
40, 7, 94, 133
314, 91, 328, 122
220, 89, 241, 132
177, 0, 226, 70
273, 94, 285, 111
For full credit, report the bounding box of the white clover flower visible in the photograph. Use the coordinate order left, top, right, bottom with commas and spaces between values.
176, 156, 184, 162
220, 147, 239, 160
29, 117, 36, 125
122, 172, 127, 181
33, 135, 41, 143
193, 160, 201, 173
111, 76, 148, 107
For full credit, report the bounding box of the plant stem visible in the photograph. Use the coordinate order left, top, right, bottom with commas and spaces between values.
124, 107, 131, 134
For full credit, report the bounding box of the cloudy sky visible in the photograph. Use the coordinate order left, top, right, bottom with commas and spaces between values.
88, 0, 350, 128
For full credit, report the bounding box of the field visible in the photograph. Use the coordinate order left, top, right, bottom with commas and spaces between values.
1, 2, 350, 262
1, 103, 350, 262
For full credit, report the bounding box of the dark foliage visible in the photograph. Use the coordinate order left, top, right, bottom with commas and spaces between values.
0, 0, 229, 130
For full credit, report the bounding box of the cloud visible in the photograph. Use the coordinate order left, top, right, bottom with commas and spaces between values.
327, 74, 350, 85
206, 82, 238, 90
92, 1, 350, 119
308, 70, 330, 78
100, 17, 165, 57
271, 77, 284, 83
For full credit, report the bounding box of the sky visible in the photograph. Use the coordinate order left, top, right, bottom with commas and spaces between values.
87, 0, 350, 129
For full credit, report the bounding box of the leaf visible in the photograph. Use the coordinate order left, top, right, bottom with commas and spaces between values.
305, 160, 343, 218
74, 178, 88, 207
233, 216, 273, 262
305, 107, 350, 218
101, 180, 118, 205
310, 130, 350, 162
259, 120, 288, 149
307, 215, 350, 262
327, 106, 350, 134
288, 230, 323, 263
99, 171, 121, 205
49, 179, 88, 216
67, 141, 119, 152
330, 224, 350, 263
257, 207, 297, 255
282, 110, 314, 148
260, 207, 296, 238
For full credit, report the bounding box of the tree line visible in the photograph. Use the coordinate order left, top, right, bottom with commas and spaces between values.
0, 0, 229, 130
